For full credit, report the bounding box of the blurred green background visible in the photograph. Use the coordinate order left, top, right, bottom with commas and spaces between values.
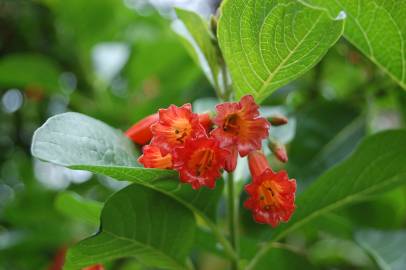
0, 0, 405, 269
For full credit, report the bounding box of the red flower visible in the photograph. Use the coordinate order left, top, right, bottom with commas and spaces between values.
212, 95, 270, 157
244, 151, 296, 227
151, 104, 206, 154
138, 145, 172, 169
125, 113, 158, 145
224, 145, 238, 172
173, 136, 229, 189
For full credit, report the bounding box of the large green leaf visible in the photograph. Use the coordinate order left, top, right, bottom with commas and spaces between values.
246, 130, 406, 269
64, 184, 195, 270
303, 0, 406, 90
355, 229, 406, 270
32, 112, 221, 221
174, 8, 224, 93
217, 0, 344, 102
288, 101, 366, 185
31, 112, 137, 168
31, 113, 233, 257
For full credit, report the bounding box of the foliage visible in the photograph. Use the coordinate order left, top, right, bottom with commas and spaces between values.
1, 0, 406, 269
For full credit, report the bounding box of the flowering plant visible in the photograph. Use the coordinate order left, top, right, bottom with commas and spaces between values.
129, 95, 296, 228
25, 0, 406, 269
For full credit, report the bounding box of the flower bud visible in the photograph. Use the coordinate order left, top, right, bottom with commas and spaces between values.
268, 139, 288, 163
267, 114, 288, 126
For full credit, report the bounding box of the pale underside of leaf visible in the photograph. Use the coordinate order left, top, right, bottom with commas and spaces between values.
356, 229, 406, 270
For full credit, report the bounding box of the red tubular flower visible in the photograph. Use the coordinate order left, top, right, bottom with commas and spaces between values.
125, 113, 158, 145
212, 95, 270, 157
224, 145, 238, 172
138, 145, 172, 169
125, 111, 211, 146
151, 104, 206, 154
173, 136, 229, 189
245, 151, 296, 227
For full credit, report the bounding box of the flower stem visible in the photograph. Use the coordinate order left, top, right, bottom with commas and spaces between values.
227, 172, 239, 270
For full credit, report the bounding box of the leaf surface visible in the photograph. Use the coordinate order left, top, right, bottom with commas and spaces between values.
356, 229, 406, 270
174, 8, 223, 92
217, 0, 344, 102
303, 0, 406, 89
64, 184, 195, 270
247, 130, 406, 269
31, 113, 224, 237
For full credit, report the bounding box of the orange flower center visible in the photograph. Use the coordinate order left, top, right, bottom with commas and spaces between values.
222, 113, 241, 135
172, 118, 192, 144
188, 148, 215, 176
258, 180, 283, 211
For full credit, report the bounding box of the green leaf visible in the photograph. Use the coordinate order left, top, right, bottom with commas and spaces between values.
174, 8, 223, 92
288, 101, 366, 184
32, 112, 220, 221
31, 112, 137, 168
55, 191, 102, 227
343, 188, 406, 229
308, 237, 371, 268
0, 54, 61, 93
217, 0, 344, 102
302, 0, 406, 90
355, 229, 406, 270
246, 130, 406, 269
64, 184, 195, 270
31, 112, 233, 257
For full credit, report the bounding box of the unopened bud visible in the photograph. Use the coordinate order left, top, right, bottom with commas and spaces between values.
268, 139, 288, 163
267, 114, 288, 126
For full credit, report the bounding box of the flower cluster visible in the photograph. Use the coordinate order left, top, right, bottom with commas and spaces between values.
126, 95, 296, 226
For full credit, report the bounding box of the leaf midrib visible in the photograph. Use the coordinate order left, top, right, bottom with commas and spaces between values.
103, 230, 188, 270
257, 12, 324, 95
68, 164, 236, 259
70, 165, 211, 220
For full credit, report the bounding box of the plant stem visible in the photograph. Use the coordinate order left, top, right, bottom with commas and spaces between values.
206, 221, 238, 261
227, 172, 239, 270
